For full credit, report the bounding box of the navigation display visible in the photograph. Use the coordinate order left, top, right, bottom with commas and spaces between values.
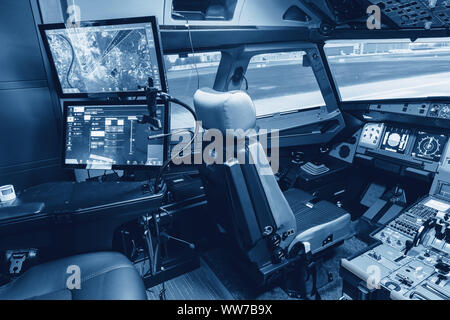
40, 17, 165, 96
412, 132, 448, 162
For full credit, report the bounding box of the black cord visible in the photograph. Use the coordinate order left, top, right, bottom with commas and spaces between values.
159, 281, 167, 300
155, 209, 167, 300
153, 95, 199, 193
172, 13, 200, 89
243, 75, 249, 91
186, 23, 200, 89
147, 129, 194, 141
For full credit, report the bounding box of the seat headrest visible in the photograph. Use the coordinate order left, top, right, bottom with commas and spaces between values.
194, 88, 257, 134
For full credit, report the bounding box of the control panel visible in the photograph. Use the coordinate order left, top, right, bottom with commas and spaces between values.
429, 104, 450, 120
342, 196, 450, 300
359, 123, 385, 149
412, 132, 448, 162
380, 126, 410, 154
356, 122, 449, 174
369, 102, 450, 120
373, 200, 439, 249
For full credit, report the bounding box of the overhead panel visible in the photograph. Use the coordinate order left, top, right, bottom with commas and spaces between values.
165, 0, 321, 27
369, 0, 450, 28
38, 0, 164, 23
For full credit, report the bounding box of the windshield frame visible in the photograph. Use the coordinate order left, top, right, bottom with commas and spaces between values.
218, 42, 342, 116
323, 38, 450, 104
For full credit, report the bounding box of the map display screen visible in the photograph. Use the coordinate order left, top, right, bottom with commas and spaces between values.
41, 18, 163, 96
412, 132, 448, 162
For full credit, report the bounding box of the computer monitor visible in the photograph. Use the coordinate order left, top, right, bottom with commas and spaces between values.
39, 17, 167, 98
63, 101, 168, 169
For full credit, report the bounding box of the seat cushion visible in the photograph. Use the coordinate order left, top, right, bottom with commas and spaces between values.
284, 188, 351, 254
0, 252, 147, 300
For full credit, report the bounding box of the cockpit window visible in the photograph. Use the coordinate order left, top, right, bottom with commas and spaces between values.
245, 52, 325, 117
166, 52, 221, 129
325, 39, 450, 101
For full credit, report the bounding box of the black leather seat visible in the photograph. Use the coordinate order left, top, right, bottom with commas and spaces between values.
194, 88, 351, 285
0, 252, 147, 300
284, 188, 350, 253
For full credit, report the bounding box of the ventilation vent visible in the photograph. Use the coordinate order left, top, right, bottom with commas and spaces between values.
172, 0, 238, 21
283, 6, 312, 22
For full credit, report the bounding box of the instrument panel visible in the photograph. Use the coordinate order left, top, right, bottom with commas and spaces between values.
342, 196, 450, 300
412, 132, 448, 162
368, 102, 450, 120
358, 122, 449, 165
429, 104, 450, 120
359, 123, 384, 149
380, 126, 410, 154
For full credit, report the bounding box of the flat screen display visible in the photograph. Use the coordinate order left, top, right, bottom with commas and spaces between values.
380, 126, 411, 154
40, 17, 166, 97
412, 132, 448, 162
63, 102, 167, 169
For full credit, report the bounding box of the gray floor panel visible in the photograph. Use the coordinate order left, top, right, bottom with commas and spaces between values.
147, 259, 234, 300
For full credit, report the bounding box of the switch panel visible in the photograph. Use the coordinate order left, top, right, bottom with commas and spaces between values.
359, 123, 385, 149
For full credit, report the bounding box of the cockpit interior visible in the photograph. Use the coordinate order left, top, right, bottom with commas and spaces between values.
0, 0, 450, 302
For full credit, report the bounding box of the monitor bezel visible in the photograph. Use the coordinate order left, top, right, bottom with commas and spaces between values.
39, 16, 168, 99
62, 100, 169, 170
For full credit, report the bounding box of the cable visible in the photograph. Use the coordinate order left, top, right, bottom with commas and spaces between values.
147, 129, 194, 141
153, 94, 199, 193
186, 23, 200, 89
173, 13, 200, 89
153, 95, 199, 193
243, 75, 249, 91
159, 207, 174, 228
159, 281, 167, 300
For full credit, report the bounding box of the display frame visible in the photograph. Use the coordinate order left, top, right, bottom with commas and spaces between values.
380, 125, 412, 155
62, 100, 169, 170
412, 131, 448, 163
39, 16, 168, 99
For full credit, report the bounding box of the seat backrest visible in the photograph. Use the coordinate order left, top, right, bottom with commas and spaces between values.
194, 89, 297, 261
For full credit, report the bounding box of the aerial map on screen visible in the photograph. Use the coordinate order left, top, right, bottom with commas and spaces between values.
45, 22, 162, 95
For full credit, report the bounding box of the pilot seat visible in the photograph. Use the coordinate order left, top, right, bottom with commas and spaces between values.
0, 252, 147, 300
195, 88, 351, 294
